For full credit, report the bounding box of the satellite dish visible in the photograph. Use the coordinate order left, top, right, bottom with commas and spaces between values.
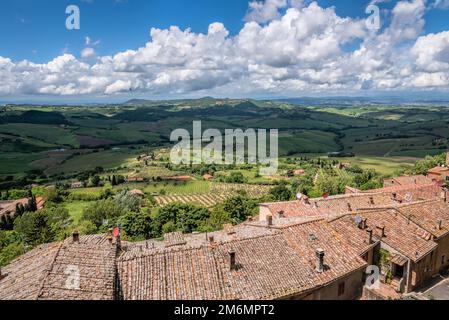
296, 193, 303, 200
354, 216, 363, 225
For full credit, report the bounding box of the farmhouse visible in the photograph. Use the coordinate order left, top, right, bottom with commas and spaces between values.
383, 175, 434, 188
129, 189, 145, 197
125, 177, 145, 183
70, 181, 83, 189
293, 169, 305, 176
0, 198, 29, 219
161, 175, 192, 182
427, 166, 449, 184
203, 174, 214, 181
427, 152, 449, 185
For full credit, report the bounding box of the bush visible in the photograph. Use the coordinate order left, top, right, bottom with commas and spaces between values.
44, 186, 63, 203
13, 207, 72, 247
115, 190, 143, 213
118, 211, 153, 241
154, 203, 210, 236
0, 242, 25, 267
225, 172, 246, 184
222, 195, 257, 224
81, 199, 124, 229
269, 183, 292, 201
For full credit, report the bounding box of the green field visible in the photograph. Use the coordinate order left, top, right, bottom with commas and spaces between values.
140, 181, 210, 195
336, 156, 417, 175
1, 99, 449, 178
64, 201, 95, 223
45, 150, 136, 175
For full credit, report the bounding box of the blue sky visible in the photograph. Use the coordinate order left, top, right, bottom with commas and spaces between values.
2, 0, 449, 63
1, 0, 449, 102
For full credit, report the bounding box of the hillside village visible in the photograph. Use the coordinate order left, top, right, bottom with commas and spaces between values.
2, 154, 449, 300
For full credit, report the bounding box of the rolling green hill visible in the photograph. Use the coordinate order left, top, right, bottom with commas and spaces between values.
0, 99, 448, 177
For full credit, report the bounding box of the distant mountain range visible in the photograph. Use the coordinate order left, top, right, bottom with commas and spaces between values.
3, 95, 449, 108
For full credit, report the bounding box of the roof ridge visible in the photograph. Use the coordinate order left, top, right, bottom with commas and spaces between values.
36, 240, 64, 299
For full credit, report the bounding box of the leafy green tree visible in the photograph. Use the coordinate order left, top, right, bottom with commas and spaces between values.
25, 196, 37, 212
81, 199, 124, 229
90, 175, 101, 187
118, 211, 153, 241
14, 207, 71, 246
269, 183, 292, 201
100, 187, 115, 200
201, 208, 232, 232
225, 172, 246, 184
222, 195, 257, 224
410, 153, 447, 175
72, 220, 98, 236
43, 186, 63, 203
154, 203, 210, 236
115, 190, 143, 212
314, 173, 339, 196
0, 242, 25, 267
291, 175, 314, 195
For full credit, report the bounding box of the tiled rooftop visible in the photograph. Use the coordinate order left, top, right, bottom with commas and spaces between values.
1, 179, 447, 300
119, 220, 367, 300
330, 209, 437, 262
396, 200, 449, 239
385, 175, 434, 186
0, 235, 118, 300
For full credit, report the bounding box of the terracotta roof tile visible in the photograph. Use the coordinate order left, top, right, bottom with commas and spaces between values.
0, 235, 118, 300
396, 200, 449, 239
330, 209, 437, 262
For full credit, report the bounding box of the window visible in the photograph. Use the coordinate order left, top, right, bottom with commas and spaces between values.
338, 282, 345, 297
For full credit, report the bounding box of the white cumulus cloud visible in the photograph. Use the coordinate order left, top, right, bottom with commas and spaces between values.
1, 0, 449, 98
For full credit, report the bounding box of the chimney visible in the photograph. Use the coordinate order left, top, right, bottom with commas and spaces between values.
316, 249, 325, 273
358, 218, 367, 230
369, 197, 375, 205
303, 197, 310, 205
278, 211, 285, 219
266, 214, 273, 227
392, 193, 397, 201
367, 229, 373, 245
347, 203, 353, 212
116, 233, 121, 251
438, 220, 443, 231
377, 226, 386, 238
208, 235, 215, 244
229, 250, 236, 271
72, 231, 80, 243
